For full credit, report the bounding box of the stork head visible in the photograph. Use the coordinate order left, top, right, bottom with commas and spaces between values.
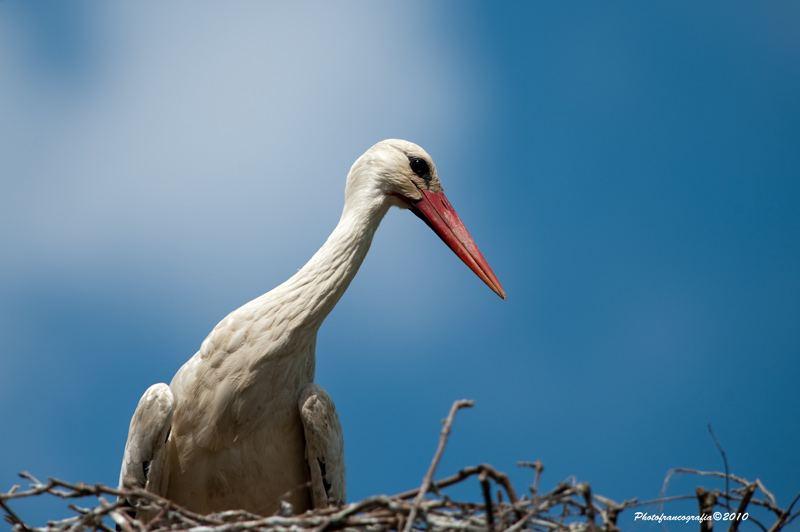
347, 139, 506, 300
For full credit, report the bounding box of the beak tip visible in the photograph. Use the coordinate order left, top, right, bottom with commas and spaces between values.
494, 286, 507, 301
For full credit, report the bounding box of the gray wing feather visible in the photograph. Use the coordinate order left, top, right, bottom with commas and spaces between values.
119, 383, 174, 501
298, 383, 346, 508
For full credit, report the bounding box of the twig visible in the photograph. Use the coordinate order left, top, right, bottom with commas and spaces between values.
0, 498, 33, 532
767, 490, 800, 532
728, 482, 756, 532
478, 469, 494, 532
394, 463, 518, 507
576, 483, 599, 532
709, 424, 731, 510
757, 478, 780, 510
668, 468, 751, 489
402, 399, 473, 532
518, 461, 544, 496
697, 486, 717, 532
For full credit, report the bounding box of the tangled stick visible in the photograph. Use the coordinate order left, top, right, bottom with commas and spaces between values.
402, 398, 473, 532
3, 400, 799, 532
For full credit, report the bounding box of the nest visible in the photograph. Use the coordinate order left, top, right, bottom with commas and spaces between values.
3, 401, 798, 532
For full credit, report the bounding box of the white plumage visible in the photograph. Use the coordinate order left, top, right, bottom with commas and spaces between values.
119, 139, 504, 518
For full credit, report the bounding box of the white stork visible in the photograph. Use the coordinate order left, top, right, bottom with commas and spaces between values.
119, 139, 505, 519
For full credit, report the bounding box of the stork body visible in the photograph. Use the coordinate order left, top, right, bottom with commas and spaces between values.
119, 139, 504, 518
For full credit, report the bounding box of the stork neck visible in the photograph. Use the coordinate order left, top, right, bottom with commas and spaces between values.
276, 197, 389, 332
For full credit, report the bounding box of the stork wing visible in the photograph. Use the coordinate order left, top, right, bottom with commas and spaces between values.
298, 383, 346, 508
119, 383, 174, 503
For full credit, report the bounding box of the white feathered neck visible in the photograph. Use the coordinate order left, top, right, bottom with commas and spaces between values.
249, 146, 397, 339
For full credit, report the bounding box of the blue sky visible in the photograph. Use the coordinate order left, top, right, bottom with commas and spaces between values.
1, 2, 798, 530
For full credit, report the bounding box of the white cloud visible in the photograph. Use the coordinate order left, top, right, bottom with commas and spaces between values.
1, 3, 483, 297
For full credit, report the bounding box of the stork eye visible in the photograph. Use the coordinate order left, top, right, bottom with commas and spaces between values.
408, 157, 431, 184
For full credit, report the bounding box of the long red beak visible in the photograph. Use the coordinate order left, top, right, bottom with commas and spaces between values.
407, 189, 506, 300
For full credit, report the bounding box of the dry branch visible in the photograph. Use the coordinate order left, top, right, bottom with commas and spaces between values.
403, 399, 473, 532
3, 400, 798, 532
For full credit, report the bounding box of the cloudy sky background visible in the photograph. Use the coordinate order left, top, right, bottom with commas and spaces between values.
1, 2, 798, 529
